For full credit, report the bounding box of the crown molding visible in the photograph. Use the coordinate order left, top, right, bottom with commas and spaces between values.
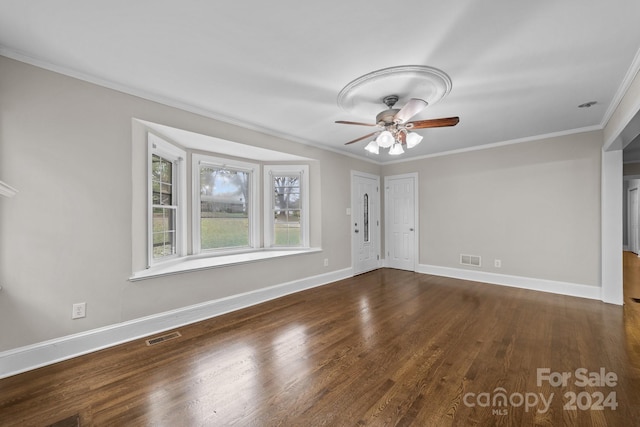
0, 48, 383, 167
382, 125, 603, 165
1, 45, 632, 167
601, 45, 640, 130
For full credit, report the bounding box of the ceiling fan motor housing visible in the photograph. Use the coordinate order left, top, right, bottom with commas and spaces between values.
376, 109, 400, 125
382, 95, 399, 108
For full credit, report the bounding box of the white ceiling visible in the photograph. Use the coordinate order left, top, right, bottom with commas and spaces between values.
1, 0, 640, 163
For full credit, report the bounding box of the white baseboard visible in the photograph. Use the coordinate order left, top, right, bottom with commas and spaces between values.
0, 267, 353, 380
0, 264, 607, 379
417, 264, 603, 301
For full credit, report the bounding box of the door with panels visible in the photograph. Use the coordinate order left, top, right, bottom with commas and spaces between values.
385, 174, 417, 271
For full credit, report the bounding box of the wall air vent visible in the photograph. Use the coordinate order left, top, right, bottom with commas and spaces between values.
460, 254, 481, 267
145, 331, 182, 346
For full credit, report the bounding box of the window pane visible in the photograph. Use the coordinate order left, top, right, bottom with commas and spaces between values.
273, 176, 300, 209
200, 166, 250, 249
272, 175, 302, 247
152, 207, 176, 258
274, 189, 300, 209
273, 209, 301, 246
152, 155, 173, 206
161, 160, 172, 183
152, 182, 161, 204
160, 183, 172, 197
364, 193, 369, 243
151, 155, 163, 180
151, 150, 178, 260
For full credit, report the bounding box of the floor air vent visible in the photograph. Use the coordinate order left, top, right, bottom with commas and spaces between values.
460, 254, 482, 267
47, 414, 79, 427
146, 331, 182, 346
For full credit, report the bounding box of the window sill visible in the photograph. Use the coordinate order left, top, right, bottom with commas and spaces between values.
129, 248, 322, 281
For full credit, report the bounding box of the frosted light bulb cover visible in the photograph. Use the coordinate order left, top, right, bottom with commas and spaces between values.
405, 132, 423, 148
376, 130, 395, 148
389, 143, 405, 155
364, 140, 379, 154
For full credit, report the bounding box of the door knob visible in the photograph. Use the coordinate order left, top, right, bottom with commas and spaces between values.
410, 228, 414, 231
355, 229, 359, 233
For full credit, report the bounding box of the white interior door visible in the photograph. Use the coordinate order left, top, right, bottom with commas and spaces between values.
385, 174, 417, 271
352, 172, 380, 275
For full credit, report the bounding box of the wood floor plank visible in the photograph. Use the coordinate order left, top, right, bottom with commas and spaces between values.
1, 267, 639, 426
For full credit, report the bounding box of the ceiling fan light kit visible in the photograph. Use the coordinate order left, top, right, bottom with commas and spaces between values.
376, 130, 395, 148
389, 143, 405, 155
364, 140, 380, 154
335, 65, 460, 155
405, 131, 423, 148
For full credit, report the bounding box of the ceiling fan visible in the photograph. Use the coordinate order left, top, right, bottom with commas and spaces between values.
336, 95, 459, 155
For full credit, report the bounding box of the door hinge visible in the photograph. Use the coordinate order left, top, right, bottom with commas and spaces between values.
377, 255, 380, 260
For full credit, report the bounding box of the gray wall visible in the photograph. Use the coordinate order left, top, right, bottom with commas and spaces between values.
382, 132, 602, 286
0, 55, 603, 353
0, 56, 379, 351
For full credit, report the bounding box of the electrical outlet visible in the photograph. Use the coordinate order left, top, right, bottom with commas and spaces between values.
494, 259, 502, 268
72, 302, 86, 319
324, 258, 329, 267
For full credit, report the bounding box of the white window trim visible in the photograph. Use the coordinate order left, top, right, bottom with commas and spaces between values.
192, 153, 260, 255
264, 164, 310, 248
130, 247, 322, 281
147, 133, 187, 267
135, 124, 319, 280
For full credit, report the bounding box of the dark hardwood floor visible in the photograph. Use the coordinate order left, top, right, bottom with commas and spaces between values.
1, 267, 639, 426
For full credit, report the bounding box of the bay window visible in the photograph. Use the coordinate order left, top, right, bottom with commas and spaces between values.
193, 154, 259, 254
138, 126, 313, 278
147, 132, 310, 266
264, 165, 309, 248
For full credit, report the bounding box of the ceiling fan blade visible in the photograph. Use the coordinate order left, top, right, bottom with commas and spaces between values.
335, 120, 378, 127
344, 131, 379, 145
406, 116, 460, 129
394, 98, 428, 124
